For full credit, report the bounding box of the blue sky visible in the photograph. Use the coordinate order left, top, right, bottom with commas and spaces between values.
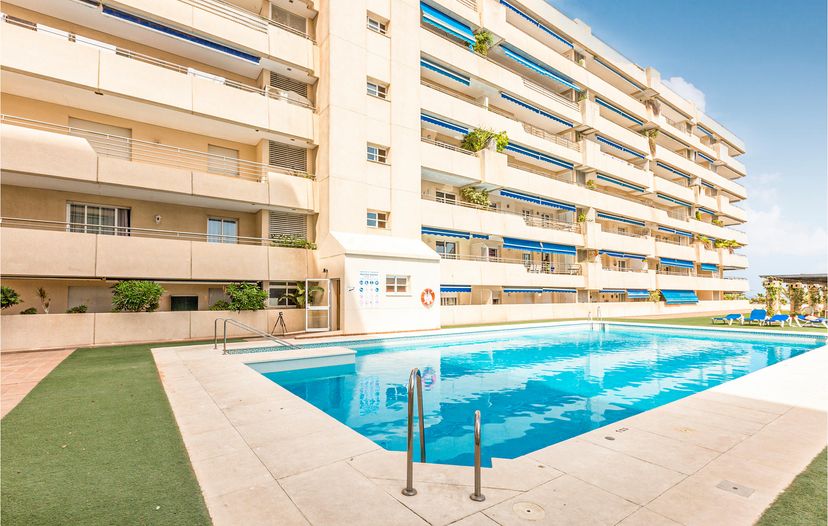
549, 0, 827, 294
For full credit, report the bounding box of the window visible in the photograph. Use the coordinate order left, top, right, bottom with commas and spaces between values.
435, 191, 456, 203
367, 144, 388, 163
436, 240, 457, 259
366, 81, 388, 99
615, 259, 628, 271
207, 218, 238, 243
386, 275, 409, 294
269, 281, 299, 307
207, 144, 239, 177
367, 15, 387, 35
367, 210, 389, 229
441, 296, 458, 306
522, 253, 532, 267
485, 247, 499, 260
171, 296, 198, 311
68, 202, 130, 235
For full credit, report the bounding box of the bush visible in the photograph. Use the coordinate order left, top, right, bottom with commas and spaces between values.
226, 282, 267, 312
585, 180, 596, 190
472, 30, 493, 55
20, 307, 38, 315
460, 187, 490, 207
270, 234, 316, 250
1, 286, 22, 310
461, 128, 508, 153
208, 299, 231, 311
66, 305, 88, 314
111, 281, 165, 312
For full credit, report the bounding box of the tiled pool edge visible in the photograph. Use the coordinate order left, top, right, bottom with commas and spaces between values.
154, 339, 827, 526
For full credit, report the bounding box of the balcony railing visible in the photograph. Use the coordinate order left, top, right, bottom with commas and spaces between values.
507, 161, 575, 184
422, 194, 581, 233
522, 123, 580, 152
2, 14, 314, 109
168, 0, 314, 40
1, 115, 314, 182
0, 217, 313, 249
439, 253, 582, 275
600, 151, 645, 171
420, 136, 477, 156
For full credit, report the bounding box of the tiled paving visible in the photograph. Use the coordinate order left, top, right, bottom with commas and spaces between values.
154, 325, 827, 526
1, 349, 73, 418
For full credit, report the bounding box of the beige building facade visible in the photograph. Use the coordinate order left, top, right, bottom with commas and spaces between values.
0, 0, 750, 348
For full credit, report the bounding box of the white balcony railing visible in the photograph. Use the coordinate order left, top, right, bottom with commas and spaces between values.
420, 136, 477, 156
422, 194, 581, 233
507, 161, 575, 184
522, 123, 580, 152
439, 253, 582, 275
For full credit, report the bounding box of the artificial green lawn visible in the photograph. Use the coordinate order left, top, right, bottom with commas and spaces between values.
756, 448, 827, 526
1, 343, 212, 526
605, 314, 827, 333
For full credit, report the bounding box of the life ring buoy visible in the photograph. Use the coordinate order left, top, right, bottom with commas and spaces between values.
421, 288, 436, 307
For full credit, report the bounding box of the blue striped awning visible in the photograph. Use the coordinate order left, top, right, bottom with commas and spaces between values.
697, 151, 715, 163
596, 135, 646, 159
627, 289, 650, 299
700, 263, 718, 272
660, 257, 694, 269
499, 0, 573, 48
656, 161, 691, 180
421, 2, 475, 44
501, 46, 580, 91
701, 180, 716, 190
498, 189, 576, 212
657, 193, 692, 208
505, 143, 573, 169
500, 92, 573, 127
596, 212, 645, 227
420, 113, 468, 135
471, 233, 490, 239
594, 97, 643, 125
103, 7, 260, 63
599, 250, 647, 261
504, 287, 543, 294
542, 242, 577, 256
698, 207, 716, 216
421, 227, 470, 239
544, 288, 577, 293
600, 289, 626, 294
594, 57, 646, 91
502, 237, 576, 256
661, 290, 699, 304
657, 226, 693, 238
420, 58, 470, 85
696, 125, 714, 138
441, 285, 472, 293
596, 174, 645, 192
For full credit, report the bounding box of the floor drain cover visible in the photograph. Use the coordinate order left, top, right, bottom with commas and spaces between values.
716, 480, 755, 498
513, 502, 545, 520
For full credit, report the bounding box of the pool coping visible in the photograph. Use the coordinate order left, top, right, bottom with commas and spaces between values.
153, 323, 828, 526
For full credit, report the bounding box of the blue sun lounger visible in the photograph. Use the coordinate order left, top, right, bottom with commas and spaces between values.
743, 309, 768, 325
712, 313, 742, 325
766, 314, 790, 327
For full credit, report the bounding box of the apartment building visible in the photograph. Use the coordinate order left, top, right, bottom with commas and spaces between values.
0, 0, 749, 347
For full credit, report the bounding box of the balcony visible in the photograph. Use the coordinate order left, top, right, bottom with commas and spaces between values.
420, 137, 481, 181
653, 176, 695, 206
654, 240, 696, 262
720, 250, 748, 269
439, 254, 584, 288
656, 146, 746, 200
0, 218, 313, 281
718, 197, 748, 223
593, 227, 654, 256
0, 116, 316, 211
592, 268, 655, 291
656, 273, 749, 293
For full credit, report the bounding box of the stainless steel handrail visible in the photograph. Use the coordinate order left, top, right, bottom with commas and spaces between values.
470, 410, 485, 502
402, 368, 426, 497
213, 317, 298, 354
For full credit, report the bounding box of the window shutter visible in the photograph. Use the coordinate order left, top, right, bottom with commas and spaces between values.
268, 141, 308, 171
270, 5, 307, 33
269, 211, 307, 239
269, 73, 308, 98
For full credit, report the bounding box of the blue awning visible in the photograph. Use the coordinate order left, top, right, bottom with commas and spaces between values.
544, 288, 577, 293
542, 242, 577, 256
504, 287, 543, 294
502, 237, 576, 256
420, 58, 470, 85
696, 125, 714, 138
594, 97, 643, 125
660, 257, 694, 269
698, 207, 716, 216
498, 189, 576, 212
441, 285, 472, 293
420, 113, 469, 134
596, 212, 645, 227
500, 92, 573, 127
656, 161, 691, 180
594, 57, 646, 91
600, 289, 626, 294
701, 180, 716, 190
661, 290, 699, 304
499, 0, 573, 48
505, 143, 573, 169
596, 174, 645, 192
627, 289, 650, 299
657, 193, 692, 208
657, 226, 693, 238
421, 2, 475, 44
599, 250, 646, 261
697, 151, 715, 163
501, 46, 580, 91
471, 233, 490, 239
700, 263, 718, 272
596, 135, 646, 159
422, 227, 470, 239
103, 7, 260, 63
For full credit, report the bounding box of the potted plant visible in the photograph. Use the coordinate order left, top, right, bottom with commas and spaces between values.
1, 286, 22, 310
37, 287, 51, 314
472, 30, 493, 56
461, 128, 508, 153
585, 180, 596, 190
460, 186, 490, 207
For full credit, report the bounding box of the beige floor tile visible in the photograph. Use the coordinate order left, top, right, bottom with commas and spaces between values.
483, 475, 639, 526
693, 391, 790, 415
191, 450, 275, 499
669, 396, 781, 425
182, 425, 251, 463
628, 409, 750, 452
617, 507, 681, 526
657, 404, 765, 435
280, 462, 427, 526
207, 480, 310, 526
527, 440, 685, 505
446, 512, 500, 526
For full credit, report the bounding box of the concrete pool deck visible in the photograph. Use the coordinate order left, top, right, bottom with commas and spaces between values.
153, 323, 827, 526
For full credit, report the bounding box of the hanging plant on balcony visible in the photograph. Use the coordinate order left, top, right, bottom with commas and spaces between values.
712, 218, 724, 227
649, 290, 662, 303
460, 186, 490, 207
694, 210, 703, 220
642, 129, 659, 158
695, 234, 713, 249
643, 98, 661, 117
576, 212, 587, 223
472, 30, 493, 56
585, 179, 596, 190
461, 128, 508, 153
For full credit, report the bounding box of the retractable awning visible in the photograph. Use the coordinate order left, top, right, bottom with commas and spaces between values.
500, 92, 573, 127
502, 237, 576, 256
501, 46, 580, 91
441, 285, 471, 293
420, 2, 475, 44
498, 189, 576, 212
499, 0, 572, 48
420, 113, 469, 135
626, 289, 650, 299
657, 193, 692, 208
697, 151, 715, 163
505, 143, 574, 169
599, 289, 626, 294
596, 135, 646, 159
599, 250, 646, 261
421, 227, 470, 239
659, 257, 694, 269
700, 263, 718, 272
656, 161, 691, 180
503, 287, 543, 294
596, 174, 646, 192
661, 290, 699, 304
544, 288, 576, 293
657, 226, 693, 238
594, 97, 643, 126
596, 212, 645, 227
420, 58, 470, 85
698, 207, 716, 216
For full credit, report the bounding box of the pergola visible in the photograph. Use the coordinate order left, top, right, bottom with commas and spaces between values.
760, 273, 828, 287
760, 274, 826, 316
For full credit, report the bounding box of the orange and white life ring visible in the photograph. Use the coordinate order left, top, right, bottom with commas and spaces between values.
421, 288, 436, 307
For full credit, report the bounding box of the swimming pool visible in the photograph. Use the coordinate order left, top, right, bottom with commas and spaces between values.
261, 324, 824, 467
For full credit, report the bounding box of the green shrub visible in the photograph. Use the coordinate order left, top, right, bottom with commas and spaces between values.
577, 212, 587, 223
66, 305, 88, 314
472, 30, 493, 55
460, 187, 490, 207
226, 282, 267, 312
694, 210, 702, 220
649, 290, 662, 302
20, 307, 38, 315
270, 234, 316, 250
208, 299, 231, 311
461, 128, 508, 152
585, 180, 596, 190
1, 286, 22, 310
111, 281, 165, 312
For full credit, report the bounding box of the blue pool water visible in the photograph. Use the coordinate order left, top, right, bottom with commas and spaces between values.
261, 324, 824, 467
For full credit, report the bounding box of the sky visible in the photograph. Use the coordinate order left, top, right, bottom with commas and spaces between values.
549, 0, 827, 295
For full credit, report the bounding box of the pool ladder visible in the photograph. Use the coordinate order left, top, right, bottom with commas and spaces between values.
401, 368, 485, 502
589, 307, 606, 332
213, 317, 299, 354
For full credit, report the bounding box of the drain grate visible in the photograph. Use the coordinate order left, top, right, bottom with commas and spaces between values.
716, 480, 755, 498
